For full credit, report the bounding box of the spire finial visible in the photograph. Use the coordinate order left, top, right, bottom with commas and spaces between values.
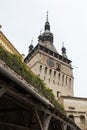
61, 41, 67, 58
62, 41, 65, 47
0, 25, 2, 30
28, 38, 34, 53
46, 11, 48, 22
31, 37, 34, 45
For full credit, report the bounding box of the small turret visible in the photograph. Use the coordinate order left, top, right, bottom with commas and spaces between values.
61, 42, 67, 58
28, 40, 34, 53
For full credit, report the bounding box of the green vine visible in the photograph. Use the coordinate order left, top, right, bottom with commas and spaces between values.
0, 46, 65, 113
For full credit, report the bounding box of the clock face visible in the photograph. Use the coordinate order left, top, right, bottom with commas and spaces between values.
47, 58, 55, 67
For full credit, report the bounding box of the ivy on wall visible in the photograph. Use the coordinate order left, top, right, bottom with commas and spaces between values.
0, 46, 65, 113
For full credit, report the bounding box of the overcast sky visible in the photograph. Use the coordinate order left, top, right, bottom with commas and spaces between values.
1, 0, 87, 98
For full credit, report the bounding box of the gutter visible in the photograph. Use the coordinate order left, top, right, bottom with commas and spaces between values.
0, 60, 54, 107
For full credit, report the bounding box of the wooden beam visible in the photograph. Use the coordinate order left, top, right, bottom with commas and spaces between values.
61, 123, 67, 130
38, 107, 79, 130
35, 108, 43, 130
43, 114, 51, 130
35, 108, 51, 130
6, 88, 35, 108
0, 87, 6, 97
0, 121, 29, 130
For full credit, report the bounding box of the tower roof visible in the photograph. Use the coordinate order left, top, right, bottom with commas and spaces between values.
25, 13, 72, 65
38, 12, 58, 53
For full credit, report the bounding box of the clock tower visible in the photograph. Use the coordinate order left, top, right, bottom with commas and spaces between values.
24, 13, 74, 98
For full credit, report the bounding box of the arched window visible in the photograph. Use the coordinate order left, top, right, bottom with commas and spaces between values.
58, 73, 60, 80
54, 71, 56, 78
39, 65, 42, 72
80, 115, 85, 124
49, 69, 52, 76
44, 67, 47, 75
68, 115, 74, 122
62, 75, 64, 86
69, 78, 71, 88
53, 80, 55, 84
66, 76, 68, 86
58, 73, 61, 85
57, 91, 60, 98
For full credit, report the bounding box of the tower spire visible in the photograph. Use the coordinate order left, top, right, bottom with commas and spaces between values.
46, 11, 48, 22
44, 11, 50, 31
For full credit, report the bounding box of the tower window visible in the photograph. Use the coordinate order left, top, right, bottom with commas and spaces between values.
49, 69, 52, 76
44, 67, 47, 75
66, 76, 68, 86
69, 106, 75, 110
69, 78, 71, 88
62, 75, 64, 86
54, 71, 56, 77
80, 115, 85, 124
58, 73, 60, 80
57, 91, 60, 98
40, 65, 42, 72
58, 73, 61, 85
56, 63, 61, 71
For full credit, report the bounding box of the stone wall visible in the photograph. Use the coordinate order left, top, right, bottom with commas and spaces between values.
62, 96, 87, 130
26, 50, 74, 98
